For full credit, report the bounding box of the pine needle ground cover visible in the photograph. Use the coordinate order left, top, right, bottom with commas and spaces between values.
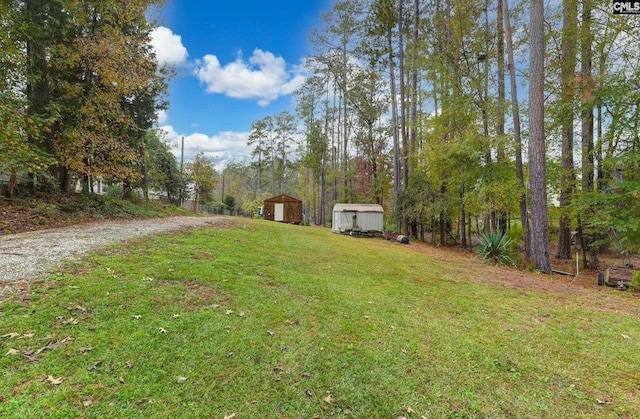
1, 218, 639, 417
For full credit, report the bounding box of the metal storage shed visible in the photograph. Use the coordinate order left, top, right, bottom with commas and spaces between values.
332, 204, 384, 233
263, 194, 303, 224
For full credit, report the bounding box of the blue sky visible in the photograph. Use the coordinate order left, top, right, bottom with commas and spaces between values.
150, 0, 334, 167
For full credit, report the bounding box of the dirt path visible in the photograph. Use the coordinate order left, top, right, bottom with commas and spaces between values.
0, 216, 227, 300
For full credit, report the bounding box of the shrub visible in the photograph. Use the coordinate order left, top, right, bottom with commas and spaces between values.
508, 223, 524, 251
477, 230, 514, 266
632, 271, 640, 290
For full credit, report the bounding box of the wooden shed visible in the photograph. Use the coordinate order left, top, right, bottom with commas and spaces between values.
263, 194, 303, 224
331, 204, 384, 233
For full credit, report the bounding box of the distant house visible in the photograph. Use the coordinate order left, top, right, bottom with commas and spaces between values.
332, 204, 384, 234
263, 194, 303, 224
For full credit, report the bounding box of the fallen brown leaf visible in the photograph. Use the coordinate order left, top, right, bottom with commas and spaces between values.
87, 360, 103, 371
83, 400, 92, 407
177, 376, 187, 384
46, 375, 63, 385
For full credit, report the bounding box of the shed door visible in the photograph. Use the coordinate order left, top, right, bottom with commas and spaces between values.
274, 203, 284, 221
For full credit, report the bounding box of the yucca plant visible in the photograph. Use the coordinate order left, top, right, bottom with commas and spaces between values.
476, 230, 514, 265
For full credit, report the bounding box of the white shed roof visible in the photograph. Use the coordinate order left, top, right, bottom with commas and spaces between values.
333, 204, 384, 213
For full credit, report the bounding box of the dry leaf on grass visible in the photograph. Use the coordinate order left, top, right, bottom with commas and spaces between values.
324, 394, 334, 404
46, 375, 63, 385
35, 337, 73, 354
223, 414, 236, 419
5, 348, 20, 356
87, 360, 103, 371
177, 376, 187, 384
1, 333, 21, 339
83, 400, 92, 407
126, 360, 134, 369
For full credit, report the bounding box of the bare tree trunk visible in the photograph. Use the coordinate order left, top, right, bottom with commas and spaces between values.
410, 0, 420, 237
440, 183, 447, 247
460, 182, 467, 248
140, 134, 149, 200
496, 0, 508, 232
556, 0, 577, 259
398, 0, 409, 235
388, 19, 401, 231
580, 0, 598, 269
504, 0, 530, 259
528, 0, 551, 274
482, 0, 494, 233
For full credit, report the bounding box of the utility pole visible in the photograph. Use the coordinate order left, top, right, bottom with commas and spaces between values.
180, 136, 184, 208
180, 136, 184, 172
221, 168, 225, 203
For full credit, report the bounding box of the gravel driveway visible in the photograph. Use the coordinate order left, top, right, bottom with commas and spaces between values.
0, 216, 225, 297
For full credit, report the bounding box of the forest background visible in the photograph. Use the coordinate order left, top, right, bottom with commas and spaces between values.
1, 0, 639, 274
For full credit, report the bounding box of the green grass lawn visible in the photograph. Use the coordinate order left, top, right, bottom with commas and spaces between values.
1, 218, 639, 418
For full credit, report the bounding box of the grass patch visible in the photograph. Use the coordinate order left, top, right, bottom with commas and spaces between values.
1, 219, 640, 417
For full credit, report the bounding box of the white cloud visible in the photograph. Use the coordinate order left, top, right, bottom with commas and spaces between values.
150, 26, 189, 67
156, 109, 168, 125
159, 125, 251, 168
195, 49, 306, 106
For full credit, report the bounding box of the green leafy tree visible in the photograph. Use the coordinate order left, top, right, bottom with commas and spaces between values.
275, 111, 297, 194
247, 117, 272, 197
223, 194, 236, 212
10, 0, 167, 195
146, 130, 185, 205
186, 152, 218, 206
